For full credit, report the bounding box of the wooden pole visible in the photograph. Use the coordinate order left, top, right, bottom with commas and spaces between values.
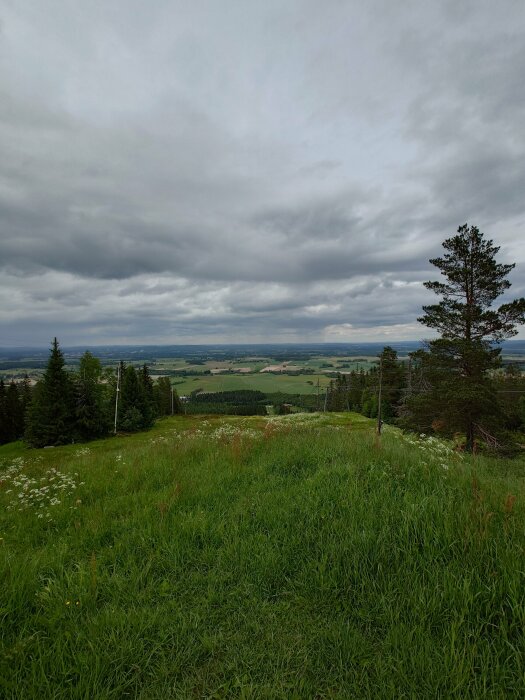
113, 363, 120, 435
377, 356, 383, 435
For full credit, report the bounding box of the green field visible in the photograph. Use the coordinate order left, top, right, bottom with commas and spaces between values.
1, 413, 525, 698
171, 372, 332, 395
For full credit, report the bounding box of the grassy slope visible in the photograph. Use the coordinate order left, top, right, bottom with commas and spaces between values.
1, 414, 524, 699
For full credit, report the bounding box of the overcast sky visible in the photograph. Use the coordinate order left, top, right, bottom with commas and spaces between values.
1, 0, 524, 346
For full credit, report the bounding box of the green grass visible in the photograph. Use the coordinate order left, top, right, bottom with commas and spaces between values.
171, 372, 332, 395
1, 414, 525, 698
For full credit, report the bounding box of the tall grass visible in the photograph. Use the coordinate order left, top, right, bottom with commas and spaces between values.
1, 414, 524, 698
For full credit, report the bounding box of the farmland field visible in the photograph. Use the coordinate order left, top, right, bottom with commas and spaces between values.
171, 371, 332, 395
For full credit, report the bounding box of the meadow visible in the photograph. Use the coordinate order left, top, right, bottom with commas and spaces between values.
1, 413, 524, 698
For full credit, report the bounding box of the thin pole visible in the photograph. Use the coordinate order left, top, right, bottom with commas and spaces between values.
377, 356, 383, 435
171, 386, 174, 415
407, 356, 412, 397
316, 376, 320, 412
113, 363, 120, 435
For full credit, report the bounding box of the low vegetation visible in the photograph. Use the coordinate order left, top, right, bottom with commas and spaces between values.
1, 413, 524, 698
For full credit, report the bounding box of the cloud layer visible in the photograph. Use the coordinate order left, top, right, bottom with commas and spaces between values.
1, 0, 524, 344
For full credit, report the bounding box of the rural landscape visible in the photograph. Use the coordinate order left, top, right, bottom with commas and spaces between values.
2, 224, 525, 697
2, 2, 525, 698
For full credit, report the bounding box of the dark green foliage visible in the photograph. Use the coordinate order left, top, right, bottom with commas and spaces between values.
326, 374, 350, 411
378, 346, 404, 417
0, 378, 30, 445
153, 376, 173, 416
326, 348, 404, 423
119, 366, 144, 431
19, 374, 32, 426
5, 382, 22, 441
116, 365, 155, 432
407, 224, 525, 451
74, 351, 109, 441
186, 389, 268, 415
190, 389, 266, 404
153, 376, 183, 416
25, 338, 75, 447
494, 369, 525, 431
119, 406, 145, 432
138, 364, 155, 428
0, 380, 7, 444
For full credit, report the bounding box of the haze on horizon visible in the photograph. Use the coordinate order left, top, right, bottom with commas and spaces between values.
1, 0, 524, 347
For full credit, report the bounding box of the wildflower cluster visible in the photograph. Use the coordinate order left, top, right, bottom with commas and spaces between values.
169, 424, 261, 443
74, 447, 91, 457
150, 436, 170, 445
388, 428, 462, 470
209, 424, 260, 441
1, 459, 84, 521
265, 413, 331, 430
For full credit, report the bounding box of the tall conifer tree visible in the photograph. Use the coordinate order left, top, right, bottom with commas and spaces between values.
0, 379, 7, 445
26, 338, 75, 447
411, 224, 525, 451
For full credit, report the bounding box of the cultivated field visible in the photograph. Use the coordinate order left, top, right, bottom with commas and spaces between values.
171, 372, 332, 395
1, 413, 524, 698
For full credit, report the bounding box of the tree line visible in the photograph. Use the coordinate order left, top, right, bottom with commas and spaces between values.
0, 341, 182, 447
326, 224, 525, 452
1, 223, 524, 453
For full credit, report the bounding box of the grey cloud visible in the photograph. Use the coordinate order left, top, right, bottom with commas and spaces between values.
1, 1, 524, 344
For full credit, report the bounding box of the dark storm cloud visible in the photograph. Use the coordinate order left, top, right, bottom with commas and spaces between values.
0, 0, 524, 344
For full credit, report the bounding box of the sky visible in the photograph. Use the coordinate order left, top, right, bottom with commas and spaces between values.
1, 0, 524, 346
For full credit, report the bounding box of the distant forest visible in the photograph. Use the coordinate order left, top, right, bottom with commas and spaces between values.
1, 224, 525, 453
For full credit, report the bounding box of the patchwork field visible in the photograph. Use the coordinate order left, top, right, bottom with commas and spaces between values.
171, 371, 332, 395
1, 413, 524, 698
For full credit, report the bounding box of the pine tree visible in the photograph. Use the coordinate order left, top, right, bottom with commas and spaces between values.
26, 338, 75, 447
411, 224, 525, 451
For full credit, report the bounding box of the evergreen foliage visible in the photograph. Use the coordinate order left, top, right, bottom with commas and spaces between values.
154, 376, 173, 416
74, 351, 109, 441
25, 338, 75, 447
0, 378, 30, 445
407, 224, 525, 451
138, 364, 156, 428
0, 380, 7, 444
119, 365, 145, 431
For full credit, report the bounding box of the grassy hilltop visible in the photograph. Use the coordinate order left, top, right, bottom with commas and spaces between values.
1, 413, 525, 698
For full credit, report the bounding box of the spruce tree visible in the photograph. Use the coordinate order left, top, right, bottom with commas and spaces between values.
5, 381, 22, 442
0, 379, 7, 445
378, 346, 404, 420
119, 365, 146, 432
412, 224, 525, 451
138, 364, 156, 428
74, 351, 108, 441
19, 374, 32, 433
26, 338, 75, 447
154, 376, 172, 416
